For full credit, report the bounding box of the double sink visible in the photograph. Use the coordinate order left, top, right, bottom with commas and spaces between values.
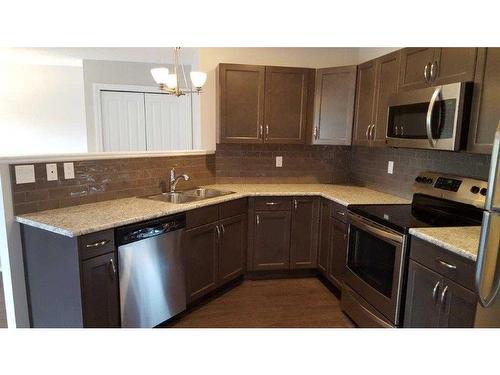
146, 188, 234, 204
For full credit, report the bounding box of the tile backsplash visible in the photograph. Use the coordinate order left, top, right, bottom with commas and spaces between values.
11, 154, 215, 214
216, 144, 351, 184
350, 146, 491, 199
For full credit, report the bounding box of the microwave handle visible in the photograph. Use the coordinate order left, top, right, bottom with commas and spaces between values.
426, 86, 441, 148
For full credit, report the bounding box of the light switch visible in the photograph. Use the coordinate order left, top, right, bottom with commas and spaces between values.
63, 162, 75, 179
15, 165, 35, 184
387, 161, 394, 174
46, 163, 58, 181
276, 156, 283, 168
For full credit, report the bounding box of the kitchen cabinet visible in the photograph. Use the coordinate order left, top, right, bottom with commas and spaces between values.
467, 47, 500, 154
253, 210, 291, 270
184, 199, 248, 303
290, 197, 319, 269
317, 199, 331, 274
353, 59, 377, 146
218, 63, 313, 144
404, 238, 477, 328
81, 252, 120, 328
328, 218, 348, 287
399, 47, 477, 91
311, 66, 357, 145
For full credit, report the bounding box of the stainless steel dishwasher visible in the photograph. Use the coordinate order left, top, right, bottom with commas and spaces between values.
116, 214, 186, 328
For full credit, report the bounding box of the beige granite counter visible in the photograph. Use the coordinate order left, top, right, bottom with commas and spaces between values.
409, 226, 481, 261
16, 183, 409, 237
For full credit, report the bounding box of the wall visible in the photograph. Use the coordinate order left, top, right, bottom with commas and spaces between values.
357, 47, 399, 63
10, 153, 215, 215
0, 63, 87, 155
350, 146, 492, 199
199, 47, 360, 151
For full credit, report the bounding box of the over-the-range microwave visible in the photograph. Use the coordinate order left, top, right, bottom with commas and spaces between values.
385, 81, 473, 151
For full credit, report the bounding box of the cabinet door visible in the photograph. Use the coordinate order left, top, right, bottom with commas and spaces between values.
439, 279, 477, 328
81, 252, 120, 328
317, 200, 331, 275
372, 51, 400, 146
312, 66, 357, 145
218, 215, 247, 285
218, 64, 265, 144
467, 48, 500, 154
433, 48, 477, 86
403, 260, 442, 328
264, 66, 310, 144
398, 47, 435, 91
328, 218, 347, 288
253, 211, 291, 270
290, 197, 319, 269
353, 60, 377, 145
184, 222, 219, 303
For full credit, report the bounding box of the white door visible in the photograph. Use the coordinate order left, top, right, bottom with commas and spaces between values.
144, 93, 193, 151
100, 91, 146, 152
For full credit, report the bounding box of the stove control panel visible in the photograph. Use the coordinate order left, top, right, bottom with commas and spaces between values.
413, 172, 488, 208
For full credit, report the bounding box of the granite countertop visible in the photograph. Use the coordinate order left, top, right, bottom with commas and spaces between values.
16, 183, 410, 237
409, 226, 482, 261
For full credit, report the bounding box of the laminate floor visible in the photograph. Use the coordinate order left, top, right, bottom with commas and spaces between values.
171, 278, 355, 328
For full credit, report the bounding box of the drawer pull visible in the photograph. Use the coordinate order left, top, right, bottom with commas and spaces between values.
265, 202, 280, 206
109, 258, 117, 277
85, 240, 110, 249
438, 260, 457, 270
337, 211, 346, 216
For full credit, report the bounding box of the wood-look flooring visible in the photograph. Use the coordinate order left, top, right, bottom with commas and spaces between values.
171, 278, 354, 328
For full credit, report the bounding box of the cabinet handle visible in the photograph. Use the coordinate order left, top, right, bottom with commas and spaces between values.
430, 61, 438, 81
109, 258, 117, 278
438, 259, 457, 270
294, 199, 298, 210
256, 215, 260, 225
215, 225, 221, 239
313, 127, 319, 140
424, 63, 431, 82
440, 285, 449, 306
365, 125, 370, 140
221, 224, 225, 236
265, 124, 269, 137
336, 211, 345, 216
85, 240, 110, 249
432, 281, 441, 303
371, 124, 376, 141
259, 125, 263, 138
265, 202, 280, 206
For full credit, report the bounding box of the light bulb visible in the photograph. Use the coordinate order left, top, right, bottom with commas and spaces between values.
190, 71, 207, 88
150, 67, 169, 85
166, 74, 178, 89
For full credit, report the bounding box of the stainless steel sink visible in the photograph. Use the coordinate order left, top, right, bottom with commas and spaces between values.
146, 188, 234, 204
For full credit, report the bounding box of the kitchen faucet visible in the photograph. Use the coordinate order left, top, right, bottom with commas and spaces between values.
169, 168, 190, 193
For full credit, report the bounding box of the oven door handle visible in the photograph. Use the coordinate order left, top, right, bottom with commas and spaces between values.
348, 212, 403, 245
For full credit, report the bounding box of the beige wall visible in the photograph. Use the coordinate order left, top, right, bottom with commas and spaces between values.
199, 47, 360, 150
357, 47, 399, 63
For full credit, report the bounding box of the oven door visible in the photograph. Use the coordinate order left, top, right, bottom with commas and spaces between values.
344, 212, 407, 325
385, 82, 472, 151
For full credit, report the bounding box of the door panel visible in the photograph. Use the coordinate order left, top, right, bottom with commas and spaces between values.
317, 200, 331, 275
219, 64, 265, 143
264, 67, 310, 144
328, 218, 348, 288
290, 197, 319, 269
81, 252, 120, 328
219, 215, 247, 284
253, 211, 291, 270
399, 47, 435, 91
439, 279, 477, 328
353, 60, 377, 145
433, 48, 477, 86
403, 261, 442, 328
312, 66, 357, 145
184, 222, 218, 303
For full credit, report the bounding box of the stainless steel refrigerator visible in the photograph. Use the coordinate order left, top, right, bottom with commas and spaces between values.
475, 122, 500, 327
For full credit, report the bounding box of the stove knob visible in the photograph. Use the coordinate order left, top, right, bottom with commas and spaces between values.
470, 186, 480, 194
415, 177, 423, 183
480, 188, 488, 196
427, 178, 434, 184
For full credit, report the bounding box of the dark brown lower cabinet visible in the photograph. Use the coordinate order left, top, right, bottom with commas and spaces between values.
290, 197, 319, 269
328, 218, 348, 288
404, 260, 476, 328
218, 214, 247, 284
81, 252, 120, 328
317, 200, 331, 274
252, 210, 291, 270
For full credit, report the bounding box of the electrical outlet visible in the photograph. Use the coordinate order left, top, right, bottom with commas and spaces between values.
387, 161, 394, 174
276, 156, 283, 168
63, 162, 75, 179
15, 165, 35, 184
46, 163, 58, 181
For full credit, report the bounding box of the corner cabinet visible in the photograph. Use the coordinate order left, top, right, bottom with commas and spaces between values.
218, 63, 313, 145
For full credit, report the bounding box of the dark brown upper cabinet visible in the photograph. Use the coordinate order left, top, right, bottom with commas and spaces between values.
311, 66, 357, 145
399, 47, 477, 91
218, 63, 313, 144
218, 64, 266, 143
353, 59, 377, 146
290, 197, 319, 269
467, 48, 500, 154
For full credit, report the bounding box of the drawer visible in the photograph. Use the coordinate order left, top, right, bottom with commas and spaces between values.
186, 204, 219, 228
330, 201, 348, 223
410, 237, 476, 291
78, 229, 115, 260
219, 198, 247, 219
254, 196, 292, 211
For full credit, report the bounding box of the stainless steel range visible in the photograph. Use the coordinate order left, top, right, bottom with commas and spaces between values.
341, 172, 488, 327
